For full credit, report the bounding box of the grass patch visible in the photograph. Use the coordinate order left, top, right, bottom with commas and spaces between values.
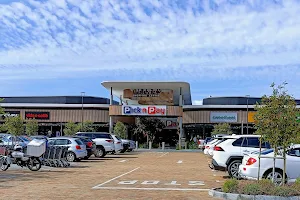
222, 179, 300, 197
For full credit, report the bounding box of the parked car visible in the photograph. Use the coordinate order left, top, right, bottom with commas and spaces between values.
0, 134, 29, 147
204, 137, 213, 145
48, 137, 87, 162
198, 139, 206, 150
128, 140, 136, 151
204, 137, 225, 155
239, 145, 300, 185
76, 132, 115, 158
72, 135, 96, 159
31, 135, 48, 141
210, 134, 271, 178
111, 135, 123, 153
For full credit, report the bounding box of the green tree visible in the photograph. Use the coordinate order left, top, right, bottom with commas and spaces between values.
2, 115, 24, 136
254, 82, 300, 184
78, 120, 95, 132
211, 123, 232, 135
114, 121, 127, 139
134, 117, 165, 143
63, 122, 80, 135
25, 119, 39, 136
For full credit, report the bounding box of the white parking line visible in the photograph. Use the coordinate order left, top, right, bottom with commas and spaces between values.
94, 187, 210, 191
119, 160, 127, 163
158, 152, 169, 158
177, 160, 183, 164
92, 167, 140, 189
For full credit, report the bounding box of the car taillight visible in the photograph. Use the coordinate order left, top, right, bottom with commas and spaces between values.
116, 141, 121, 144
106, 139, 113, 143
76, 145, 81, 150
87, 142, 93, 147
214, 146, 224, 151
246, 157, 257, 165
205, 146, 209, 149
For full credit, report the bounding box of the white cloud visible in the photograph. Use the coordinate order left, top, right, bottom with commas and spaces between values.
0, 0, 300, 83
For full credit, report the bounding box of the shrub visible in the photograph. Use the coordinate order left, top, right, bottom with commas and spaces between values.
188, 142, 198, 149
152, 143, 159, 148
242, 183, 261, 195
295, 177, 300, 185
222, 179, 238, 193
259, 179, 274, 195
272, 186, 299, 197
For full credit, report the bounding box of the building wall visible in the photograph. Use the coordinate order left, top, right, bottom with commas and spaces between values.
2, 108, 109, 123
183, 110, 250, 124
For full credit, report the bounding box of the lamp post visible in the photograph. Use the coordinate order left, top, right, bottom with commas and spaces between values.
246, 95, 250, 134
81, 92, 85, 131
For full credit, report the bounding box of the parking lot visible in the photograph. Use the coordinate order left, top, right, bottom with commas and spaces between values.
0, 151, 226, 200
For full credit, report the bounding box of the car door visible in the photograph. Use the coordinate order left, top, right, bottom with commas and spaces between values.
286, 148, 300, 181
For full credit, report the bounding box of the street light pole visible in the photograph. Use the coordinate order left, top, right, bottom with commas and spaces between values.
81, 92, 85, 131
246, 95, 250, 134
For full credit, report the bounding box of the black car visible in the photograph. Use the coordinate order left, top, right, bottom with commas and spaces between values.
72, 136, 96, 159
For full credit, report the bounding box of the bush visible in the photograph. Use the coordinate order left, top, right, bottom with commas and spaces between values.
222, 179, 238, 193
272, 186, 299, 197
188, 142, 198, 149
295, 177, 300, 185
152, 143, 159, 148
242, 183, 261, 195
222, 179, 300, 197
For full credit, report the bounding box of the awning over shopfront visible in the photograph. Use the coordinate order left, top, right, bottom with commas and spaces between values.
101, 81, 192, 106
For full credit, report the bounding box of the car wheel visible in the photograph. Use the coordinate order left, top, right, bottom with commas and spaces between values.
94, 147, 105, 158
66, 152, 76, 162
264, 169, 284, 186
228, 160, 242, 179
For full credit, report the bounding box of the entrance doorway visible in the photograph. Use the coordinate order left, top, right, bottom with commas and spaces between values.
155, 129, 178, 148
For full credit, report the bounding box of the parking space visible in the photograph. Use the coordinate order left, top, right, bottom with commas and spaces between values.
0, 152, 226, 200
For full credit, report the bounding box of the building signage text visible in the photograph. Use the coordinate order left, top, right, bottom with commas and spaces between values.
0, 111, 20, 120
122, 105, 166, 116
25, 112, 50, 120
132, 89, 162, 97
210, 112, 237, 123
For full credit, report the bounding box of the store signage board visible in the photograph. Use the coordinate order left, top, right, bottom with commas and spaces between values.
210, 112, 238, 123
123, 89, 174, 105
0, 111, 20, 119
25, 112, 50, 120
122, 105, 167, 116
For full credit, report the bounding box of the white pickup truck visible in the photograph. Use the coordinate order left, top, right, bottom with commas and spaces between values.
76, 132, 115, 158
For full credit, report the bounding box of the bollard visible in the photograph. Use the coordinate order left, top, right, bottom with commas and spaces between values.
185, 142, 187, 150
135, 141, 138, 150
149, 142, 152, 150
162, 142, 165, 150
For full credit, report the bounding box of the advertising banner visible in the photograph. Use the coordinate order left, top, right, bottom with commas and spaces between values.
123, 89, 174, 105
0, 111, 20, 120
210, 112, 238, 123
158, 118, 178, 129
122, 105, 167, 116
25, 112, 50, 120
248, 112, 256, 123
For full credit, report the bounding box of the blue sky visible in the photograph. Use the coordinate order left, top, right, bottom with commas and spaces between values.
1, 0, 300, 105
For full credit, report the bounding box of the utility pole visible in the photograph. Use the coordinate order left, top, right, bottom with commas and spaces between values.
81, 92, 85, 131
246, 95, 250, 134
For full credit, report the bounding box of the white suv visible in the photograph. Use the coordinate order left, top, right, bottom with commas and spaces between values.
210, 135, 271, 178
76, 132, 115, 158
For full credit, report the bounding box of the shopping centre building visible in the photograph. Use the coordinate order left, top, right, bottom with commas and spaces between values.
1, 81, 300, 146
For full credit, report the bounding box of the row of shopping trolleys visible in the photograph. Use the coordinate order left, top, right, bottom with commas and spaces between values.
40, 146, 70, 168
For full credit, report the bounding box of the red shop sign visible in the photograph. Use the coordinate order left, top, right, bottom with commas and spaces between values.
25, 112, 50, 120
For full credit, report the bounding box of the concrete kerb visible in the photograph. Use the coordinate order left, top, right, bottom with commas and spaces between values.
135, 148, 203, 153
209, 188, 300, 200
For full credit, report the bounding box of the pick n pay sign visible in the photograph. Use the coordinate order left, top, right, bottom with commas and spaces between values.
122, 105, 167, 116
